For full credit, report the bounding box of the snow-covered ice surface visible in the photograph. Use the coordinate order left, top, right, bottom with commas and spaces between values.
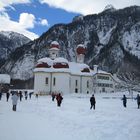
0, 91, 140, 140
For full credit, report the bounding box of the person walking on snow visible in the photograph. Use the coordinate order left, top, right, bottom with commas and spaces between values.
90, 94, 96, 110
6, 92, 10, 102
56, 93, 63, 107
11, 93, 18, 111
136, 94, 140, 109
122, 94, 127, 108
0, 92, 2, 100
19, 91, 23, 101
51, 92, 55, 101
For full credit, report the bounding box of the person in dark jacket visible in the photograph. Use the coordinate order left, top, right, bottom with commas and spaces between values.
51, 93, 55, 101
6, 92, 10, 102
136, 94, 140, 109
19, 91, 23, 101
24, 91, 28, 100
90, 94, 96, 110
122, 95, 127, 108
56, 93, 63, 107
29, 92, 33, 99
0, 92, 2, 100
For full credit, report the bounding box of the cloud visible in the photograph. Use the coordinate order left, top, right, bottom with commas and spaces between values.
39, 0, 140, 15
0, 0, 31, 11
0, 12, 38, 40
39, 19, 49, 26
19, 13, 35, 29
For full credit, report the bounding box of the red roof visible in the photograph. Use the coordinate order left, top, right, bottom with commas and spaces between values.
50, 44, 60, 49
36, 63, 51, 68
76, 47, 86, 54
53, 62, 69, 69
81, 68, 90, 73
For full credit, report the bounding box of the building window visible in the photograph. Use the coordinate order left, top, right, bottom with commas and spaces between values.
75, 80, 78, 87
87, 80, 89, 88
97, 75, 109, 80
53, 77, 56, 86
46, 77, 48, 84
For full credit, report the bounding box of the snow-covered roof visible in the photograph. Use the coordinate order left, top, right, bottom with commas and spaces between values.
92, 69, 111, 75
0, 74, 10, 84
51, 41, 59, 46
34, 56, 112, 77
50, 41, 60, 50
69, 62, 92, 76
34, 57, 93, 76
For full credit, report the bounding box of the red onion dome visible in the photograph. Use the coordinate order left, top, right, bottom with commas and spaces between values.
36, 62, 51, 68
76, 44, 86, 55
81, 68, 90, 73
53, 62, 69, 69
50, 41, 60, 49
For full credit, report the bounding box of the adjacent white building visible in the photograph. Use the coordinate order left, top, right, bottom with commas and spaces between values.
92, 70, 117, 93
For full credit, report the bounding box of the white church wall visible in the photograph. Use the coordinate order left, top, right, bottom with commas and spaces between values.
51, 72, 70, 94
70, 75, 81, 93
81, 76, 92, 94
34, 72, 51, 94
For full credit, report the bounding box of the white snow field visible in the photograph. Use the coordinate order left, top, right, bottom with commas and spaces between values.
0, 91, 140, 140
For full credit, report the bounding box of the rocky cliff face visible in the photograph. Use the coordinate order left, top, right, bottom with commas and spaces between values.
0, 31, 31, 67
1, 6, 140, 87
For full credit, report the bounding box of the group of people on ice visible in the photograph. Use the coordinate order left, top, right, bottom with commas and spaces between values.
1, 89, 140, 111
0, 90, 33, 111
122, 94, 140, 109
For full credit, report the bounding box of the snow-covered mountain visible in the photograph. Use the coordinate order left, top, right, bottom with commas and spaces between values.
0, 6, 140, 88
0, 31, 31, 67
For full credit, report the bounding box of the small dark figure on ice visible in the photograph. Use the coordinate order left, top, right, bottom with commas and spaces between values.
136, 94, 140, 109
19, 91, 23, 101
6, 92, 10, 102
51, 93, 55, 101
36, 94, 38, 99
0, 92, 2, 100
24, 91, 28, 100
29, 92, 33, 99
56, 93, 63, 107
122, 95, 127, 108
90, 94, 96, 110
11, 93, 18, 111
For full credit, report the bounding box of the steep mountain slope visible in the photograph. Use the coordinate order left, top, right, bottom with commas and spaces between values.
1, 6, 140, 87
0, 31, 31, 67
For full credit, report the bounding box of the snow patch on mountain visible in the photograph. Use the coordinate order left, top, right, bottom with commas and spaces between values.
122, 22, 140, 58
97, 25, 116, 45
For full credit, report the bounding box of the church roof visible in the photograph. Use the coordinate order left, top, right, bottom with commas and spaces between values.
34, 57, 93, 76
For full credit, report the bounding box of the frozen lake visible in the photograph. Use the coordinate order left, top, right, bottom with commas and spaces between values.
0, 91, 140, 140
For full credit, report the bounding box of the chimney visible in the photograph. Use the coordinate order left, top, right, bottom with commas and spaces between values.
93, 65, 98, 73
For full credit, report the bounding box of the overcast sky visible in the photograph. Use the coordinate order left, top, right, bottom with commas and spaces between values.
0, 0, 139, 40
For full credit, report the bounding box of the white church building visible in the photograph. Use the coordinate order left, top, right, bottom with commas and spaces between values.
34, 41, 117, 95
34, 41, 117, 94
